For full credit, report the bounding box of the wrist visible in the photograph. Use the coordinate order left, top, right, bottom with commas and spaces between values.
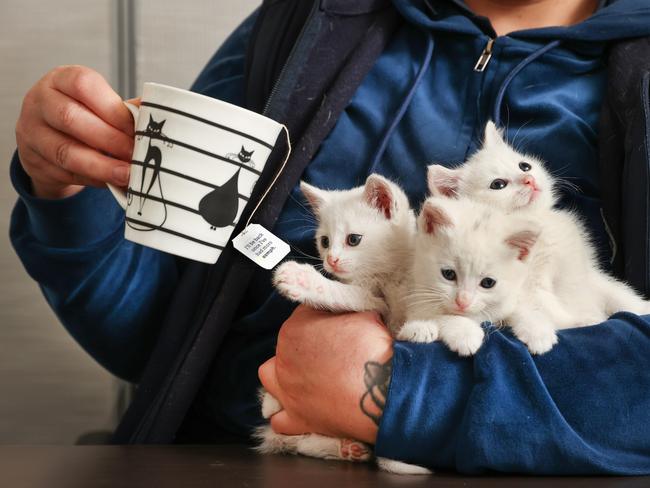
351, 337, 394, 444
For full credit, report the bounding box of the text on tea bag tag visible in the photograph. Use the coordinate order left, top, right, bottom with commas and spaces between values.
232, 224, 290, 270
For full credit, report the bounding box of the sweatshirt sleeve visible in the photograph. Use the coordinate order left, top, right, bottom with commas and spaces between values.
375, 313, 650, 475
8, 9, 259, 382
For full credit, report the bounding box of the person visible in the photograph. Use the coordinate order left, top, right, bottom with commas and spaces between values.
10, 0, 650, 473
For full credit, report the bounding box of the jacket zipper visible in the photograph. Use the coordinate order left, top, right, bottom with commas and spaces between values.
473, 38, 495, 72
263, 2, 320, 116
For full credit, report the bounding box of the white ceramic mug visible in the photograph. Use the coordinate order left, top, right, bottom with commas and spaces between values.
107, 82, 284, 263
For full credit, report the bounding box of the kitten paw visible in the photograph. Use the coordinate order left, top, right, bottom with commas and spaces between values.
253, 425, 299, 455
440, 320, 484, 356
273, 261, 321, 302
517, 328, 558, 355
339, 439, 372, 462
260, 391, 282, 419
397, 320, 439, 343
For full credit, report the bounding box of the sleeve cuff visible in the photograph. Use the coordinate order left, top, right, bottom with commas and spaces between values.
374, 340, 474, 469
10, 151, 124, 248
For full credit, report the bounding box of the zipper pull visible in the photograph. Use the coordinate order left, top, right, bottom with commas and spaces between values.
473, 38, 494, 72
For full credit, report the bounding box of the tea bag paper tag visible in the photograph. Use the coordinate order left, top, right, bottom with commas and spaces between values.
232, 224, 290, 270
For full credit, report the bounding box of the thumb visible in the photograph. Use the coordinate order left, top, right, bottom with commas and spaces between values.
258, 357, 282, 402
270, 410, 312, 436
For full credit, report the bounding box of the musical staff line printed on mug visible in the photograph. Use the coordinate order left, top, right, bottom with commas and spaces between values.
124, 216, 226, 250
126, 163, 244, 236
130, 160, 250, 202
140, 101, 275, 150
133, 131, 263, 176
127, 109, 258, 251
127, 188, 205, 216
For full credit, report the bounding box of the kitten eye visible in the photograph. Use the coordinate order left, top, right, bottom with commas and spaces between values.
320, 236, 330, 248
346, 234, 363, 246
441, 268, 457, 281
519, 162, 532, 172
480, 277, 496, 289
490, 179, 508, 190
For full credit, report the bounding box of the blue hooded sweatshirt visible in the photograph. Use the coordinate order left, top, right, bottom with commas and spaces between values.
9, 0, 650, 474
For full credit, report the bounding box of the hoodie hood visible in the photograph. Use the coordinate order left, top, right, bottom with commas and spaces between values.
392, 0, 650, 42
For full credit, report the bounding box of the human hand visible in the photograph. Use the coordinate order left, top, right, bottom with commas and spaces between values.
258, 305, 394, 444
15, 65, 137, 199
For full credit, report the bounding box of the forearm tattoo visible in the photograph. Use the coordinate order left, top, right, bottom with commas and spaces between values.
359, 359, 392, 426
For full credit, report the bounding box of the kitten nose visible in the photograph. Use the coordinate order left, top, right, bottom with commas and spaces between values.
455, 292, 471, 311
522, 175, 536, 188
327, 255, 339, 268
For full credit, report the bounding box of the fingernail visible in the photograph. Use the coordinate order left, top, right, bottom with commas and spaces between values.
113, 166, 130, 185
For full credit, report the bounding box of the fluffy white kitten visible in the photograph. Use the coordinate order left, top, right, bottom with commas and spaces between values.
425, 121, 650, 354
272, 173, 415, 331
398, 197, 541, 355
257, 174, 430, 475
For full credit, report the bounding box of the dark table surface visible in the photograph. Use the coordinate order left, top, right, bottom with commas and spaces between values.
1, 445, 648, 488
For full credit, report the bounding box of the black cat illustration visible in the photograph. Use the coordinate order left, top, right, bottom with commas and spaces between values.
226, 146, 256, 169
198, 169, 241, 230
135, 115, 173, 215
127, 114, 172, 232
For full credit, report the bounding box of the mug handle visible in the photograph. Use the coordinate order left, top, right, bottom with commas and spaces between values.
106, 101, 140, 210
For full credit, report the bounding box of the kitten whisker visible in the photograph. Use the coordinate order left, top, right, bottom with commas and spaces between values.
407, 292, 447, 301
548, 163, 572, 177
480, 310, 495, 326
554, 179, 582, 194
277, 217, 318, 226
409, 288, 446, 295
288, 192, 318, 219
289, 246, 321, 261
510, 119, 533, 152
406, 297, 445, 308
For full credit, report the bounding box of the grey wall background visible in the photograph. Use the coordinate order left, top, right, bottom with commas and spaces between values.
0, 0, 258, 444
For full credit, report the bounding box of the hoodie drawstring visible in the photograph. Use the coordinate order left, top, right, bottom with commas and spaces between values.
368, 34, 560, 166
368, 31, 435, 173
493, 40, 562, 127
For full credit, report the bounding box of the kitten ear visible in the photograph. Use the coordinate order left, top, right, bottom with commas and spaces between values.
427, 164, 460, 198
149, 114, 154, 124
505, 225, 540, 261
300, 181, 327, 215
483, 121, 506, 148
363, 174, 402, 219
419, 199, 453, 235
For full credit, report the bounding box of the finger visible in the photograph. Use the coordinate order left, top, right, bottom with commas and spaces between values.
125, 97, 141, 107
28, 124, 130, 187
21, 145, 105, 188
258, 357, 282, 401
50, 65, 134, 136
41, 88, 134, 162
270, 410, 312, 436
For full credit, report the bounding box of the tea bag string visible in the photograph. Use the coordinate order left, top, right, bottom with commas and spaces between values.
245, 125, 292, 227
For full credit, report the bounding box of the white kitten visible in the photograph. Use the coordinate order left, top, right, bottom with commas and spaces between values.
398, 197, 541, 356
257, 175, 430, 474
272, 173, 415, 332
426, 121, 650, 354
